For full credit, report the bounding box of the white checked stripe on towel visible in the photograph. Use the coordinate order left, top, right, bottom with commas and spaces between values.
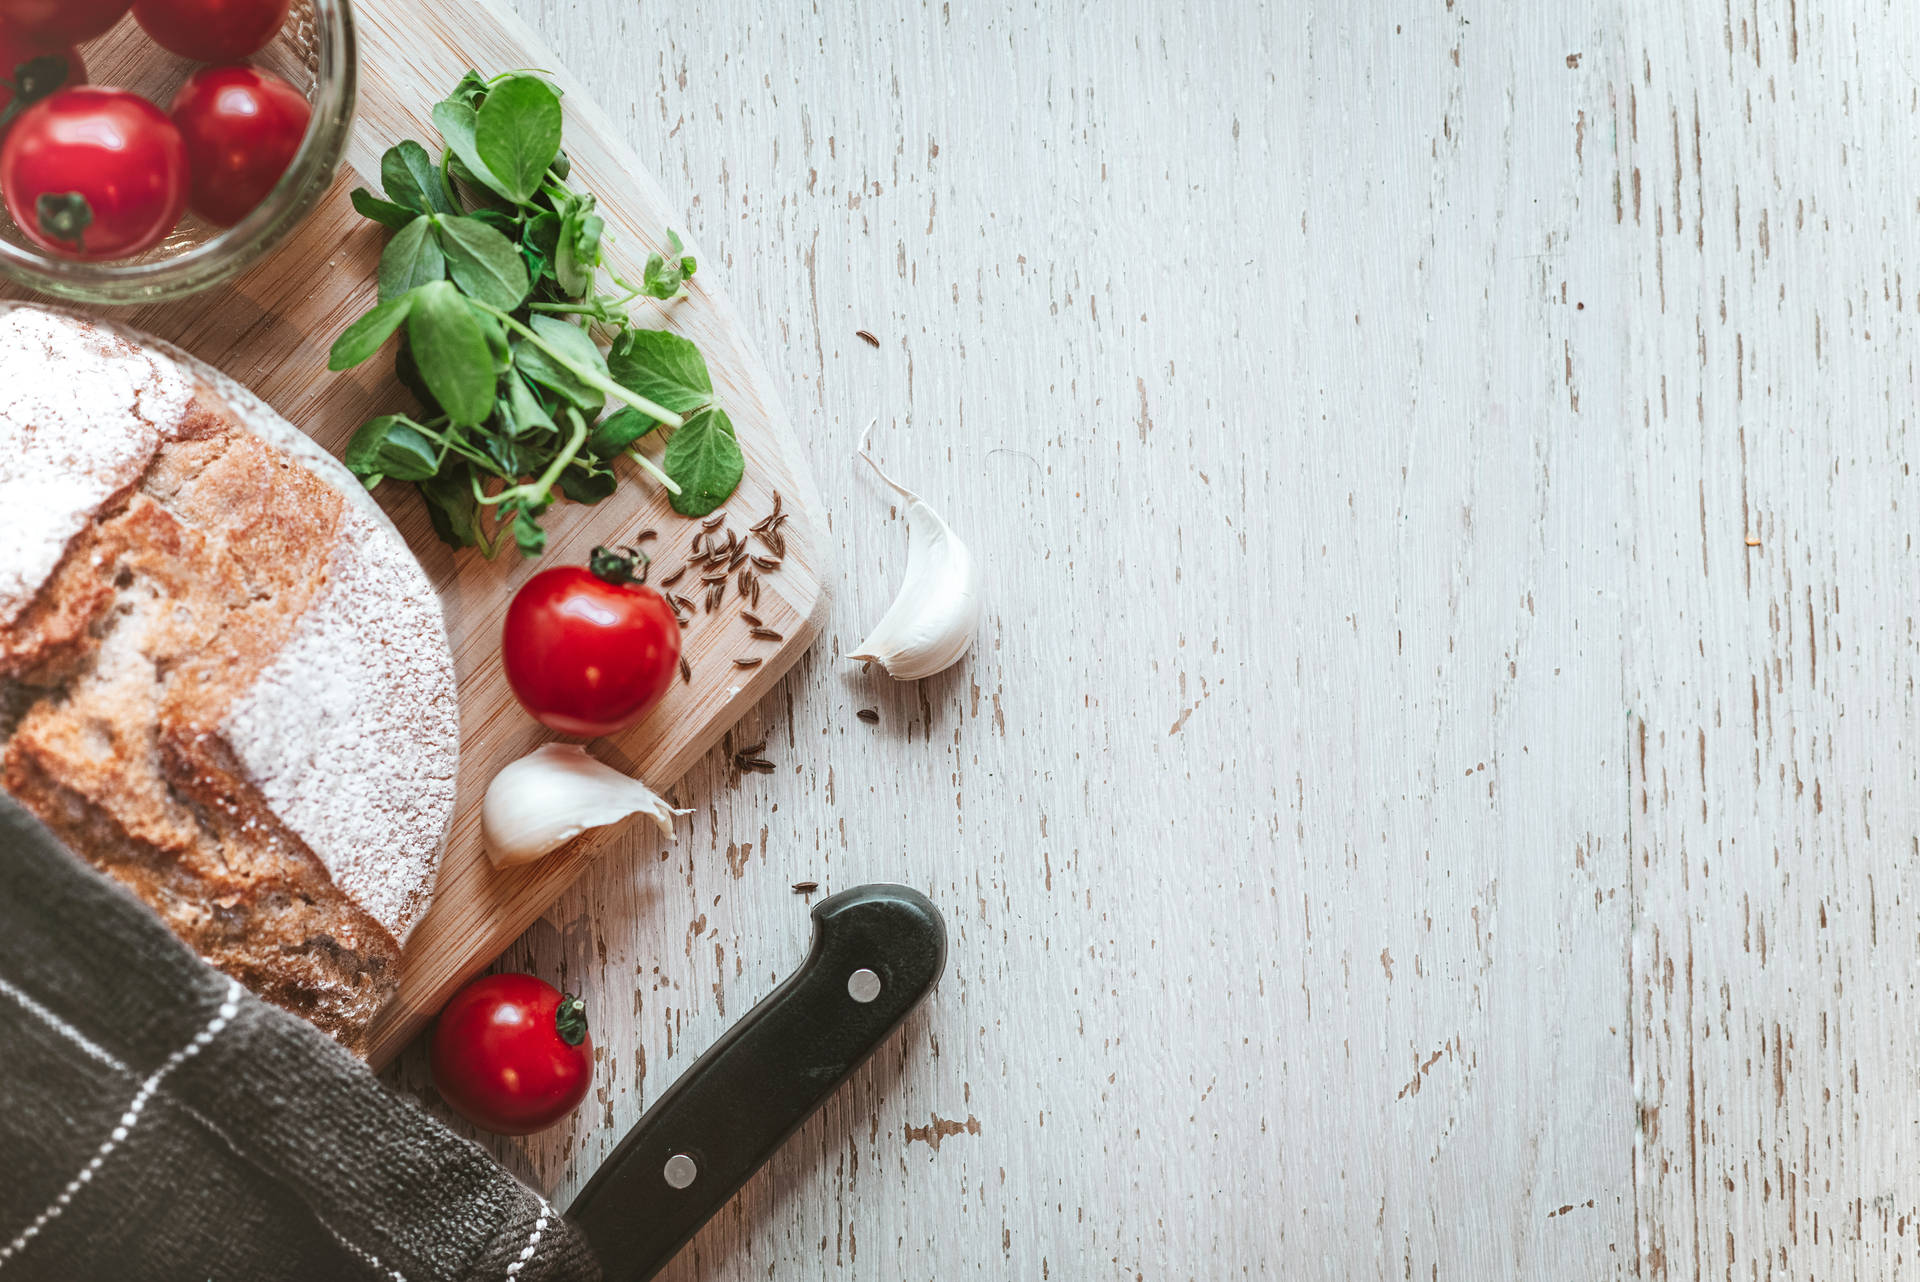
0, 979, 242, 1268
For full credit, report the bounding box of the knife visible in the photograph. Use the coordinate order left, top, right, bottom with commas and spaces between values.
566, 883, 947, 1281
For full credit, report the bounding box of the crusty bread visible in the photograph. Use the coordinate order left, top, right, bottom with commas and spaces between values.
0, 307, 458, 1055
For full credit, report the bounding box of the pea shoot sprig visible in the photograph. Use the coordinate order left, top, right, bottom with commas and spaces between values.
329, 69, 743, 557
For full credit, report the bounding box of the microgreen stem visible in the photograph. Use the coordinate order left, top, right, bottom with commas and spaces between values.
625, 446, 683, 495
473, 302, 685, 428
525, 409, 590, 496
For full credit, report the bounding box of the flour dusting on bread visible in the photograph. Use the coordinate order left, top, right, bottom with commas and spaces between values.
0, 309, 192, 626
224, 504, 459, 946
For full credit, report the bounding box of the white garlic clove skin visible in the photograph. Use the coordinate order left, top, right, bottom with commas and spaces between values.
848, 420, 982, 681
483, 743, 690, 869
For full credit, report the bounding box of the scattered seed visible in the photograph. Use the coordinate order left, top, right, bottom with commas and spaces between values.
700, 570, 730, 584
855, 329, 880, 348
856, 708, 879, 724
671, 593, 697, 615
751, 577, 761, 608
636, 529, 657, 543
733, 656, 763, 668
739, 757, 776, 772
792, 880, 819, 893
679, 655, 691, 683
747, 553, 777, 571
660, 565, 687, 587
741, 610, 763, 626
750, 626, 783, 641
1745, 536, 1762, 547
690, 532, 706, 557
739, 569, 755, 598
738, 738, 767, 756
706, 583, 725, 612
771, 490, 783, 516
702, 510, 727, 529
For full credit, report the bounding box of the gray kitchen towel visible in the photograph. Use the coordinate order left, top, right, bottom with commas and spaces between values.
0, 795, 601, 1282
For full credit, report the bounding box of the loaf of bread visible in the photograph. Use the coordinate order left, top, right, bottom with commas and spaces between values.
0, 306, 459, 1055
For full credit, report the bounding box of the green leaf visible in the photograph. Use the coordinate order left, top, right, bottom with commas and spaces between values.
406, 280, 496, 427
394, 341, 437, 415
445, 69, 490, 110
557, 462, 617, 504
606, 328, 713, 416
663, 407, 745, 516
351, 187, 417, 229
420, 463, 481, 550
375, 418, 441, 480
328, 294, 413, 370
380, 140, 452, 214
480, 431, 528, 477
524, 211, 562, 256
639, 241, 698, 299
587, 406, 659, 458
553, 204, 602, 298
378, 216, 445, 300
467, 208, 518, 237
514, 314, 607, 412
474, 75, 563, 203
505, 373, 555, 436
431, 99, 510, 200
435, 215, 529, 309
342, 415, 395, 482
510, 506, 548, 555
471, 302, 511, 371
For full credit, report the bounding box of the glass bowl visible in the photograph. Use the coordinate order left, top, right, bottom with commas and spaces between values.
0, 0, 356, 304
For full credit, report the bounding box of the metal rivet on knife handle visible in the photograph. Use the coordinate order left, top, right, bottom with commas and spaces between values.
847, 969, 882, 1004
663, 1154, 698, 1189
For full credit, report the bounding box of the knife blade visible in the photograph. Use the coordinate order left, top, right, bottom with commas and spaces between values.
566, 883, 946, 1281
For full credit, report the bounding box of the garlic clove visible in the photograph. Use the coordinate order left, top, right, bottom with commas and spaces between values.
848, 420, 982, 681
483, 743, 691, 869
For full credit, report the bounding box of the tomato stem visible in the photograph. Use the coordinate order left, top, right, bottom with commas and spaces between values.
589, 544, 650, 585
554, 993, 589, 1046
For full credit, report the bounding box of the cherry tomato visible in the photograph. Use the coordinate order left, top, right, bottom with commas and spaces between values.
502, 546, 682, 738
431, 973, 593, 1135
1, 87, 186, 260
170, 65, 307, 226
0, 28, 83, 120
131, 0, 289, 61
0, 0, 131, 45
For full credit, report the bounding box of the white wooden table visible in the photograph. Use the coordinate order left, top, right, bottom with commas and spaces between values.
381, 2, 1920, 1276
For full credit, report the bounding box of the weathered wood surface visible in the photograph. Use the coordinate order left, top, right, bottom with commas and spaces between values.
377, 1, 1919, 1277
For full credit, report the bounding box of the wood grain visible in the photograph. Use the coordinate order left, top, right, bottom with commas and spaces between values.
28, 0, 1903, 1275
395, 0, 1650, 1278
372, 0, 1920, 1277
13, 0, 830, 1067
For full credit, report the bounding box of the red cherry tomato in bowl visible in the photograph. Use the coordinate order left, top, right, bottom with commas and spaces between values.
503, 546, 682, 738
431, 973, 593, 1135
0, 28, 83, 120
131, 0, 290, 61
170, 65, 309, 227
0, 0, 131, 45
0, 87, 186, 260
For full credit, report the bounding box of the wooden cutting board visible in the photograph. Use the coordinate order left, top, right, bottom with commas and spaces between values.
7, 1, 828, 1067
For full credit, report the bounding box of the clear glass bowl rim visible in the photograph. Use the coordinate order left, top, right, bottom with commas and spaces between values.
0, 0, 358, 305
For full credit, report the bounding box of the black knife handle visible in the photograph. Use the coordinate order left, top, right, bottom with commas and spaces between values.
565, 884, 947, 1281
